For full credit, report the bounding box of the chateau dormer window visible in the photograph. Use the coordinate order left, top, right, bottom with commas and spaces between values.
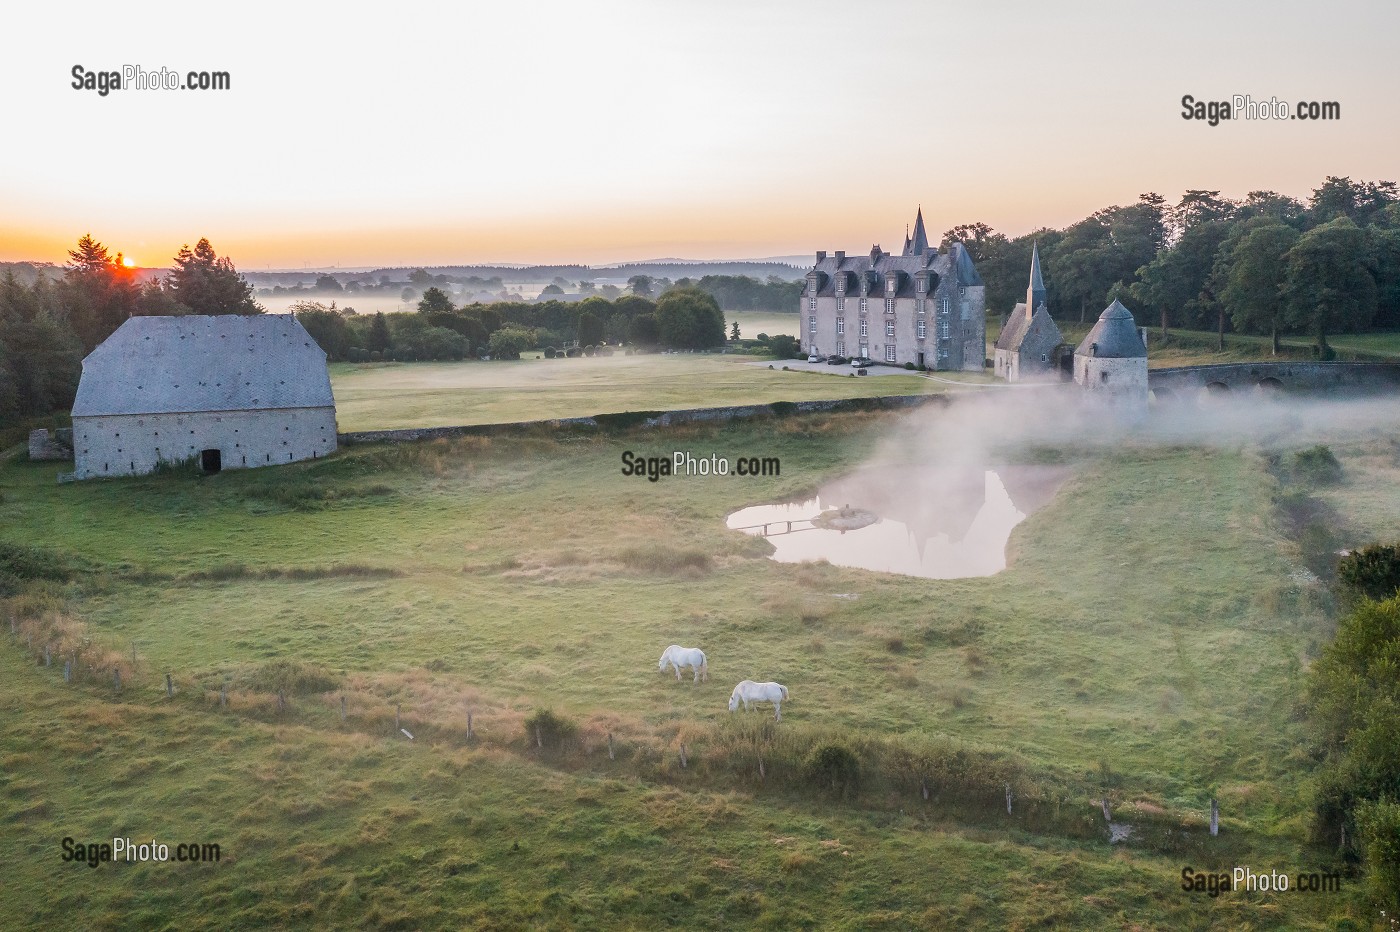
859, 298, 868, 315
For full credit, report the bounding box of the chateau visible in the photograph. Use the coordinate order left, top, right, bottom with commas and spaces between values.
801, 209, 986, 370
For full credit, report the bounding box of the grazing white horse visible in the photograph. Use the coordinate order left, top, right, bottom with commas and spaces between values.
728, 680, 789, 721
658, 645, 708, 683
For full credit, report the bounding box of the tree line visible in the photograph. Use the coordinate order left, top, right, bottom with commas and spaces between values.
957, 177, 1400, 356
0, 235, 259, 427
292, 286, 728, 363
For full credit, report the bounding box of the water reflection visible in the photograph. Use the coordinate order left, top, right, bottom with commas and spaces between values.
726, 465, 1067, 579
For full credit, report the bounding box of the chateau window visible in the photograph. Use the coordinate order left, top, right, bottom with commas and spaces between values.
1100, 370, 1109, 383
884, 321, 895, 339
939, 319, 950, 339
859, 298, 867, 315
808, 315, 817, 334
836, 317, 845, 335
808, 297, 816, 312
885, 344, 896, 362
859, 319, 868, 337
836, 341, 845, 356
917, 320, 927, 339
939, 296, 951, 316
837, 297, 845, 312
916, 299, 925, 315
885, 297, 895, 314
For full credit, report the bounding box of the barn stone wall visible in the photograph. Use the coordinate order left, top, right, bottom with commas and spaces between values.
72, 406, 337, 479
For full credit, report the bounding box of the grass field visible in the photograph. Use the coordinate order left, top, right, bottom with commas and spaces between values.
2, 397, 1395, 928
329, 354, 950, 432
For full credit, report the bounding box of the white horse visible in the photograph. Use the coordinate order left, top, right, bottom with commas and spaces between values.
728, 680, 789, 721
658, 645, 708, 683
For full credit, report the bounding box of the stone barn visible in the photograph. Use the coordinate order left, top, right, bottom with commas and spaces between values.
70, 315, 337, 480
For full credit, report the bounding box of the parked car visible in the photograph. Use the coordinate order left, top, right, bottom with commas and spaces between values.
849, 356, 873, 368
825, 355, 847, 365
806, 354, 823, 363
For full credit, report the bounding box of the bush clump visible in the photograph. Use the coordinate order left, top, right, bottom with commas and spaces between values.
243, 659, 342, 696
1338, 543, 1400, 603
804, 742, 862, 799
1293, 444, 1343, 485
524, 708, 578, 750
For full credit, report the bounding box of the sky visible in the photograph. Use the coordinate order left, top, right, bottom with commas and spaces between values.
2, 0, 1398, 269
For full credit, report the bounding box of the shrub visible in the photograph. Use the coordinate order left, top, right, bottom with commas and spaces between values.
767, 334, 801, 359
1338, 544, 1400, 603
756, 332, 769, 342
904, 361, 916, 370
1357, 800, 1400, 912
524, 708, 578, 749
804, 743, 862, 799
1293, 444, 1343, 485
242, 659, 342, 696
369, 350, 383, 362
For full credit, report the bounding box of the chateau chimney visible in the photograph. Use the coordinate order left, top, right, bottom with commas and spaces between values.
816, 250, 827, 262
834, 250, 845, 261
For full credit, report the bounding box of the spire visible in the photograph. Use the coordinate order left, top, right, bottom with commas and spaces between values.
1026, 241, 1046, 319
909, 206, 929, 256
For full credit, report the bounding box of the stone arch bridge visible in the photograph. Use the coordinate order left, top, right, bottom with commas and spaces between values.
1148, 362, 1400, 400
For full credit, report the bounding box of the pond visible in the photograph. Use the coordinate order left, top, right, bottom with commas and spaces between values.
726, 465, 1068, 579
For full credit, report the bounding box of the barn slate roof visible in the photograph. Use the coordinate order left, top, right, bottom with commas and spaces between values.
1074, 300, 1146, 359
72, 315, 335, 417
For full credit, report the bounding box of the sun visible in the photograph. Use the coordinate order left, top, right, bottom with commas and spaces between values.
121, 255, 136, 268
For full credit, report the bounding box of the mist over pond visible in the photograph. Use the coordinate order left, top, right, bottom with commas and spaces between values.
727, 464, 1069, 579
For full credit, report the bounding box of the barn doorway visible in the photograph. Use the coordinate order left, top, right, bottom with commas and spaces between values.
200, 449, 222, 473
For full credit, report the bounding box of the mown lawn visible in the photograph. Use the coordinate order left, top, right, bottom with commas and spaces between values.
328, 354, 946, 432
1, 403, 1391, 929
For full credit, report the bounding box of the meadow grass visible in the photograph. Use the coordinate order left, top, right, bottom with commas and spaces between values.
328, 354, 945, 432
0, 409, 1389, 928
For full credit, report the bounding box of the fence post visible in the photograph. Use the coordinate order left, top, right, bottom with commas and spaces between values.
1005, 784, 1013, 815
63, 660, 72, 683
395, 704, 401, 733
220, 683, 227, 709
340, 695, 347, 722
1102, 799, 1112, 823
679, 744, 688, 769
166, 673, 174, 698
7, 617, 14, 635
1210, 799, 1219, 837
44, 644, 51, 667
607, 732, 614, 760
921, 778, 930, 801
535, 725, 543, 750
759, 757, 766, 781
467, 711, 474, 741
278, 690, 286, 713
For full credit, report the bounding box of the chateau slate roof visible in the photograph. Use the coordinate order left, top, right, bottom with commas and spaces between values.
72, 315, 335, 417
1074, 300, 1146, 359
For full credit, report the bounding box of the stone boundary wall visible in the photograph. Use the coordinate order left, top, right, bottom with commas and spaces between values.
338, 394, 949, 445
1148, 361, 1400, 393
